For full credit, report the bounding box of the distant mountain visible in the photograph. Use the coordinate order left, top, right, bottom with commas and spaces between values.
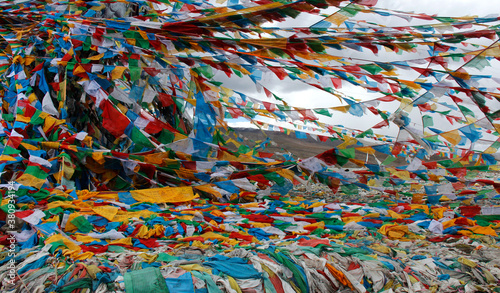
229, 128, 444, 168
230, 128, 339, 158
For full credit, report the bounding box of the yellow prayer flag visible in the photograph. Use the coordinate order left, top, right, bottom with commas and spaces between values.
45, 234, 81, 253
16, 173, 45, 189
87, 53, 104, 61
356, 146, 376, 154
323, 13, 349, 26
386, 168, 411, 180
131, 186, 197, 203
440, 130, 461, 145
0, 155, 17, 162
92, 205, 119, 221
91, 152, 106, 164
111, 66, 127, 80
195, 184, 222, 199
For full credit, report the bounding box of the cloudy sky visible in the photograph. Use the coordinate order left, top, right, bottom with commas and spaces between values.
217, 0, 500, 146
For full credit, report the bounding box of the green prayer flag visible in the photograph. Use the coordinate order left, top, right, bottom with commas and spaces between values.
422, 115, 433, 128
124, 267, 170, 293
339, 148, 355, 159
131, 126, 155, 148
313, 108, 332, 117
70, 216, 94, 233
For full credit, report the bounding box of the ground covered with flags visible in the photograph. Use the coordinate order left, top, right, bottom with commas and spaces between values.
5, 183, 500, 292
2, 0, 500, 292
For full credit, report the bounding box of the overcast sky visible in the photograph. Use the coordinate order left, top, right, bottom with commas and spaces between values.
222, 0, 500, 143
372, 0, 499, 16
